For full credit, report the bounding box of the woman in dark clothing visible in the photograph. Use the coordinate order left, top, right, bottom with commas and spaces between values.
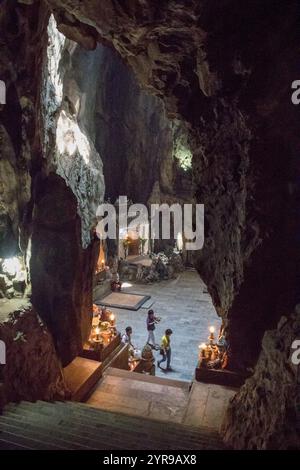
146, 309, 160, 348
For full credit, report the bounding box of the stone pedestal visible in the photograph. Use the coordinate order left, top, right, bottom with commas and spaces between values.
195, 366, 249, 388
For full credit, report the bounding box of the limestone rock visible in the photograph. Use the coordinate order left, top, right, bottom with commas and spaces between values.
222, 309, 300, 449
0, 306, 68, 407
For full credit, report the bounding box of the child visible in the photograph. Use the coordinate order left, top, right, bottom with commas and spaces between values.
158, 328, 173, 371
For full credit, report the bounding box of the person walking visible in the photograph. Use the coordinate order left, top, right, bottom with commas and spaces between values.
146, 309, 160, 349
157, 328, 173, 371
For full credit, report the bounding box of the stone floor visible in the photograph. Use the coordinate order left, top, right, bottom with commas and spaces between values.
87, 367, 236, 432
95, 269, 221, 382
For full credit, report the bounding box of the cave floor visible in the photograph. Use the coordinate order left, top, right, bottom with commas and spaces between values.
96, 269, 220, 382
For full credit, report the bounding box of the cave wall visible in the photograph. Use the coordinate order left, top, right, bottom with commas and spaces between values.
91, 45, 174, 204
222, 307, 300, 449
0, 0, 48, 258
0, 2, 103, 366
0, 306, 68, 408
65, 41, 191, 207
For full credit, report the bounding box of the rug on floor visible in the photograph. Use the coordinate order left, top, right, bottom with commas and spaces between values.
96, 292, 151, 311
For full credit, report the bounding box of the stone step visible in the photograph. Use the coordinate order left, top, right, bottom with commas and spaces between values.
0, 411, 126, 450
0, 416, 92, 450
0, 438, 33, 450
52, 401, 222, 440
5, 400, 221, 446
105, 366, 191, 391
183, 381, 237, 431
87, 367, 191, 423
63, 356, 102, 401
1, 401, 224, 450
99, 375, 189, 401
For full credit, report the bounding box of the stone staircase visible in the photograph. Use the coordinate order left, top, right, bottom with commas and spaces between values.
0, 366, 236, 450
87, 367, 236, 431
0, 399, 225, 450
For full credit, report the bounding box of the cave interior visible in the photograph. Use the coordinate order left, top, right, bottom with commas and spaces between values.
0, 0, 299, 451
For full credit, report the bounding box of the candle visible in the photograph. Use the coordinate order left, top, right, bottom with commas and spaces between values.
95, 327, 100, 341
208, 326, 215, 344
109, 312, 116, 326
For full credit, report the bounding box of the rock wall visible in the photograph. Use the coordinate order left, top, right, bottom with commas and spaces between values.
0, 306, 68, 407
43, 14, 105, 249
63, 41, 191, 207
91, 45, 174, 204
0, 3, 103, 365
0, 0, 48, 258
222, 307, 300, 449
30, 173, 99, 365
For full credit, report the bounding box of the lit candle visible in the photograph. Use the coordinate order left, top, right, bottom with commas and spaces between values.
109, 313, 115, 326
208, 326, 215, 344
95, 327, 100, 341
101, 259, 105, 269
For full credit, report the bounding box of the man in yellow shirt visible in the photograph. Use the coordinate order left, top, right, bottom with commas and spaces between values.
157, 328, 173, 371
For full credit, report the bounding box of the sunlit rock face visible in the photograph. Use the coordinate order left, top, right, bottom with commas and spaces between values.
43, 15, 105, 249
63, 41, 192, 207
46, 0, 300, 368
30, 15, 104, 364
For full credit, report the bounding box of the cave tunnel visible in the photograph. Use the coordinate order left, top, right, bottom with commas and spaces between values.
0, 0, 299, 453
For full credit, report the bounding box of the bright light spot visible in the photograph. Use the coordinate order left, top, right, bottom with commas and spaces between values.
175, 146, 192, 171
47, 15, 65, 104
209, 326, 215, 334
199, 343, 206, 350
56, 111, 90, 164
122, 282, 132, 288
2, 257, 22, 277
